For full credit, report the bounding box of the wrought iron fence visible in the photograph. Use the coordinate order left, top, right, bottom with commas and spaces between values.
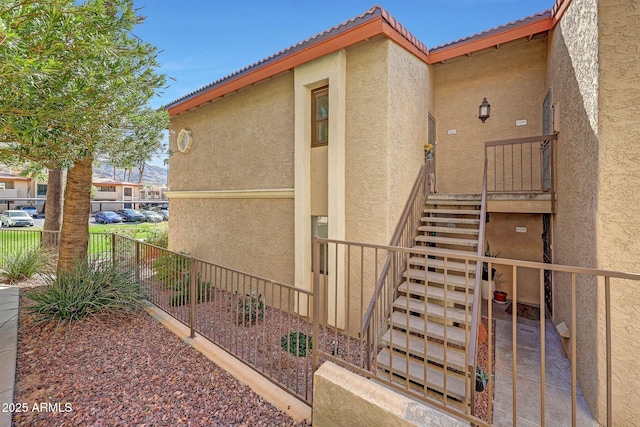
313, 236, 640, 426
110, 234, 316, 403
4, 228, 640, 425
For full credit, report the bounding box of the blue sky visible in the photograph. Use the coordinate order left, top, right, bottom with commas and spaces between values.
135, 0, 553, 164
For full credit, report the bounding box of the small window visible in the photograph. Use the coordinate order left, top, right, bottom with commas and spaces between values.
37, 184, 47, 196
311, 86, 328, 147
98, 186, 116, 192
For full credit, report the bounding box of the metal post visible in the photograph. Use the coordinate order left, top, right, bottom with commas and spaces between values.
111, 233, 116, 265
189, 257, 197, 339
134, 240, 140, 283
312, 236, 320, 375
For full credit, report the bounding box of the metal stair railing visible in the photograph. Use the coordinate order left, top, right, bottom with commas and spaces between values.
361, 160, 431, 365
468, 158, 488, 412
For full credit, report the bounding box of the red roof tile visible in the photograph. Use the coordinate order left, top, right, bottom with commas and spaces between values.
166, 5, 558, 113
165, 6, 427, 112
429, 11, 551, 53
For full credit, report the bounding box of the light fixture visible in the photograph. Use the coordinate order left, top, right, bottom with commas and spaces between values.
479, 97, 491, 123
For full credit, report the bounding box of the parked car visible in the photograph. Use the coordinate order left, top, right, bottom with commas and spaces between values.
157, 209, 169, 221
19, 206, 38, 218
1, 210, 34, 227
141, 210, 163, 223
95, 211, 123, 224
118, 209, 145, 222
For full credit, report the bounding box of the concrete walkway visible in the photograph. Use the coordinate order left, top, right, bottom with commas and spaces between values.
0, 286, 19, 427
490, 300, 597, 426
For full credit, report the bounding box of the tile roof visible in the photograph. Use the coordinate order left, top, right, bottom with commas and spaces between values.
165, 4, 558, 113
428, 11, 552, 54
164, 6, 427, 111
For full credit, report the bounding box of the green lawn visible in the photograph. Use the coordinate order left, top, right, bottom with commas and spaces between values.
0, 222, 168, 258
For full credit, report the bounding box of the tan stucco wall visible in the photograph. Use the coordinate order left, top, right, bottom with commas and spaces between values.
485, 214, 543, 305
169, 72, 294, 192
546, 0, 603, 420
343, 37, 434, 335
169, 197, 295, 286
434, 38, 547, 194
313, 362, 466, 427
386, 41, 433, 242
344, 36, 391, 246
167, 73, 295, 284
596, 0, 640, 423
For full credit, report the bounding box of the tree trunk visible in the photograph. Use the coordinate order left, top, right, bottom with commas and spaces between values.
42, 168, 64, 250
137, 162, 145, 184
57, 156, 93, 272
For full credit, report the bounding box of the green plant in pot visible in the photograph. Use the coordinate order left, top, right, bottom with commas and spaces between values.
476, 366, 490, 392
493, 270, 507, 303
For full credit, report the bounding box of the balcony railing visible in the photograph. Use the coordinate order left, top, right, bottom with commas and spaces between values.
0, 189, 19, 199
485, 134, 557, 195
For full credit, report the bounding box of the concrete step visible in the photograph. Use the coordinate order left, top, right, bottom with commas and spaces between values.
376, 348, 467, 401
424, 208, 481, 216
393, 295, 469, 325
411, 246, 478, 259
398, 281, 474, 306
380, 329, 467, 372
402, 269, 476, 290
408, 256, 478, 274
414, 235, 478, 247
418, 225, 479, 235
425, 199, 480, 206
427, 194, 481, 202
421, 216, 480, 225
389, 312, 468, 347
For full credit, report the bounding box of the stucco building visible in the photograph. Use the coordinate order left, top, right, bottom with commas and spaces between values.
165, 0, 640, 424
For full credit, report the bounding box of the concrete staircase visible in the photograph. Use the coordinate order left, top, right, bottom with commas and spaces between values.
377, 194, 482, 405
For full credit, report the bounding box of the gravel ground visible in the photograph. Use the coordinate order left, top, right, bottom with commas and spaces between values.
11, 285, 308, 427
8, 273, 494, 425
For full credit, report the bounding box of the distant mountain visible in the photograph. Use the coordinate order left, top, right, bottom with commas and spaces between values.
93, 163, 168, 185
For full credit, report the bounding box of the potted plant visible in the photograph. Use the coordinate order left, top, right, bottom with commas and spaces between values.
476, 366, 490, 392
493, 271, 508, 303
424, 143, 434, 159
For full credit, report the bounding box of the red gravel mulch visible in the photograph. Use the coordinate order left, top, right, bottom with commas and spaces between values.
12, 292, 308, 427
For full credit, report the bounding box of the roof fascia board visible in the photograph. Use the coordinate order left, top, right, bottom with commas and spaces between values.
427, 17, 553, 64
552, 0, 573, 26
381, 22, 430, 63
168, 17, 384, 116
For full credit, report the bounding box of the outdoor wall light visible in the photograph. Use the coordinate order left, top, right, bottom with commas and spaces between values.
478, 97, 491, 123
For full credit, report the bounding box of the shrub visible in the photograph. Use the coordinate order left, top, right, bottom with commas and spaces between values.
152, 252, 190, 289
26, 260, 143, 324
235, 293, 264, 325
0, 247, 53, 283
145, 228, 168, 248
281, 331, 312, 357
170, 274, 212, 306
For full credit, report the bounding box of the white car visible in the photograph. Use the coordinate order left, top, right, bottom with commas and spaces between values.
141, 210, 163, 223
1, 210, 35, 227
